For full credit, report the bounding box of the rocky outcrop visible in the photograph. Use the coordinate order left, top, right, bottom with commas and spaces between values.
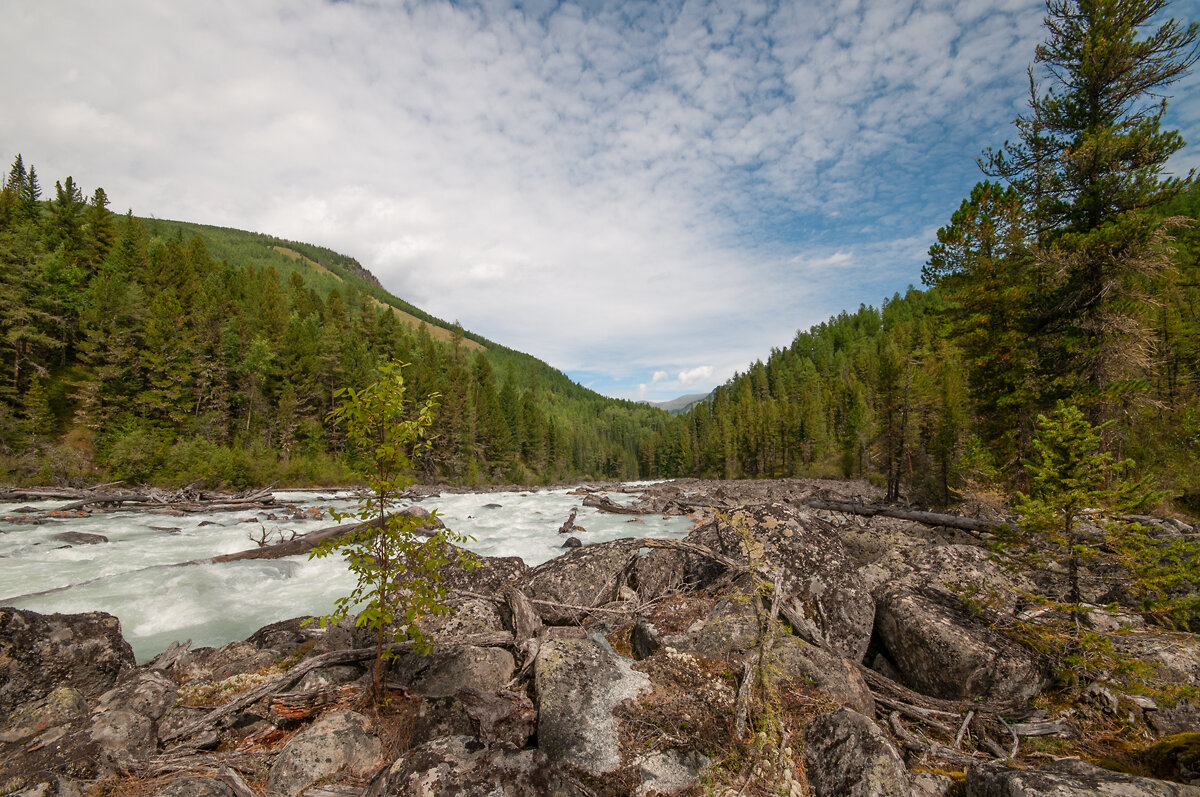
966, 758, 1200, 796
516, 539, 641, 624
535, 636, 651, 775
872, 585, 1047, 701
686, 503, 876, 660
803, 707, 914, 797
6, 477, 1200, 797
378, 735, 586, 796
266, 709, 382, 797
0, 608, 135, 711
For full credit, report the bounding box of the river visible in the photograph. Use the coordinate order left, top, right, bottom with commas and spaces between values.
0, 485, 696, 661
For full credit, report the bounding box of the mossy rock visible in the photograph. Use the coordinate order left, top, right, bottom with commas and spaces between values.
1142, 733, 1200, 784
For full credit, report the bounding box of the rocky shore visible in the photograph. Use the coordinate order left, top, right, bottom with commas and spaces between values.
3, 478, 1199, 796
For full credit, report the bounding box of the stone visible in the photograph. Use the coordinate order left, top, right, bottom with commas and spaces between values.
0, 687, 88, 744
632, 618, 663, 659
151, 776, 235, 797
51, 532, 108, 545
632, 749, 710, 796
803, 707, 914, 797
0, 609, 135, 712
96, 670, 177, 721
294, 664, 362, 693
562, 536, 582, 549
378, 735, 586, 796
535, 636, 651, 775
632, 547, 687, 600
390, 645, 515, 698
89, 708, 155, 771
516, 539, 641, 624
872, 585, 1047, 701
686, 504, 875, 660
265, 709, 382, 797
966, 757, 1200, 796
861, 543, 1033, 614
770, 635, 875, 716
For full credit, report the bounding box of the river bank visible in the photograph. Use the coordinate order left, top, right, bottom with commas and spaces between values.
3, 477, 1200, 796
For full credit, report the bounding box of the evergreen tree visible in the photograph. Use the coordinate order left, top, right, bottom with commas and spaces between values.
983, 0, 1199, 407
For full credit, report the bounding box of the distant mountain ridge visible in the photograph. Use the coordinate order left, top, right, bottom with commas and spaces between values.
647, 392, 711, 414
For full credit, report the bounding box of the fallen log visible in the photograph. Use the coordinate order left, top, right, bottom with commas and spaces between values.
161, 631, 513, 745
798, 498, 1013, 535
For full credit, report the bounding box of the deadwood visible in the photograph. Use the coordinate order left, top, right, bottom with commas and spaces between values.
798, 498, 1012, 535
161, 632, 512, 745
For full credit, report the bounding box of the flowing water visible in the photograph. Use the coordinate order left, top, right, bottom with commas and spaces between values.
0, 485, 695, 661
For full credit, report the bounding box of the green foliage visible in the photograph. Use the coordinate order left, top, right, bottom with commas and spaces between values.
309, 362, 472, 701
1013, 402, 1161, 604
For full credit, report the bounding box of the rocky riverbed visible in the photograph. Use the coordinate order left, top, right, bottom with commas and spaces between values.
2, 477, 1199, 796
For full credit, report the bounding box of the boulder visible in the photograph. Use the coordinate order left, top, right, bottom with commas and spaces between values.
966, 758, 1200, 796
265, 709, 383, 797
152, 776, 235, 797
803, 707, 914, 797
96, 669, 177, 721
686, 504, 875, 661
631, 749, 710, 796
516, 539, 641, 624
861, 543, 1032, 613
442, 552, 527, 598
378, 735, 586, 796
89, 708, 155, 771
0, 686, 88, 744
389, 645, 515, 698
535, 636, 651, 775
52, 531, 108, 545
770, 635, 875, 716
0, 609, 135, 712
872, 585, 1047, 701
632, 546, 687, 600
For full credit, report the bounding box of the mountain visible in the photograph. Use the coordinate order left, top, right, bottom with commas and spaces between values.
0, 162, 673, 488
647, 392, 711, 414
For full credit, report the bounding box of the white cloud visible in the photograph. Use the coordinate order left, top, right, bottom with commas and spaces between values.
4, 0, 1193, 403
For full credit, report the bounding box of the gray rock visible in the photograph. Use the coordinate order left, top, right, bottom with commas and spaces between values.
89, 708, 155, 771
51, 532, 108, 545
562, 535, 582, 549
378, 735, 586, 796
873, 585, 1047, 701
632, 749, 710, 796
432, 597, 505, 637
294, 664, 362, 693
861, 543, 1032, 614
152, 776, 235, 797
770, 635, 875, 716
390, 645, 515, 698
0, 608, 135, 712
803, 707, 914, 797
686, 504, 875, 660
266, 709, 382, 797
632, 618, 663, 659
0, 686, 88, 743
1, 773, 87, 796
96, 669, 177, 721
632, 546, 686, 600
535, 637, 651, 775
516, 539, 641, 624
966, 757, 1200, 796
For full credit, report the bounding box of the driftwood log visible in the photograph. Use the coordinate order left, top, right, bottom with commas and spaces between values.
798, 498, 1011, 535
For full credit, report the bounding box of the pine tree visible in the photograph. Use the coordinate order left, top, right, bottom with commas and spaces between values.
983, 0, 1199, 407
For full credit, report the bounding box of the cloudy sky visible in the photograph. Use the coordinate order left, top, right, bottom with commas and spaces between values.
3, 0, 1199, 402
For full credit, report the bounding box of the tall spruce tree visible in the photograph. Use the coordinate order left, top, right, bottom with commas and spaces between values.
983, 0, 1199, 410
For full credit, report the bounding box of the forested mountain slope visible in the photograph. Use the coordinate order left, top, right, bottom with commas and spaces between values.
0, 165, 666, 487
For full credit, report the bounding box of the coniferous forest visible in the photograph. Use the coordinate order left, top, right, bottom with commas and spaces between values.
2, 0, 1200, 514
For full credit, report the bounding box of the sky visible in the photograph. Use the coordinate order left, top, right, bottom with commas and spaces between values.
3, 0, 1200, 403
